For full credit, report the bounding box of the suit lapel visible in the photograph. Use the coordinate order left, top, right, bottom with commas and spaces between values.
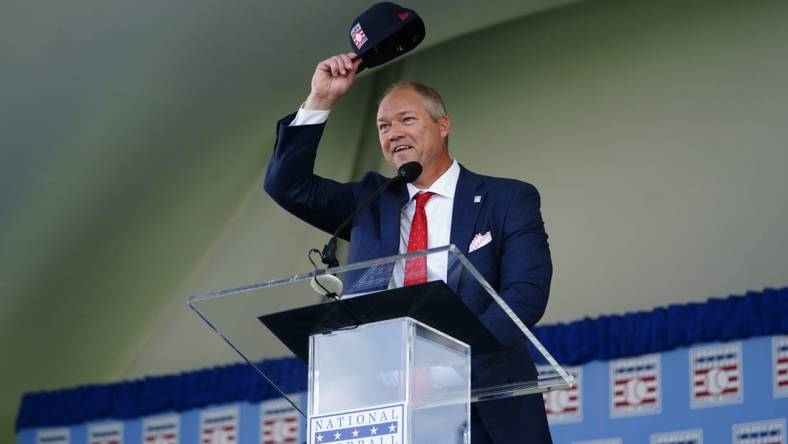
449, 165, 485, 293
379, 181, 410, 257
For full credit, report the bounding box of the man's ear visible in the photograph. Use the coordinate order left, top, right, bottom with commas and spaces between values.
439, 115, 451, 140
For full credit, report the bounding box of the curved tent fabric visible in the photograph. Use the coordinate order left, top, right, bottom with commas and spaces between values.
16, 287, 788, 431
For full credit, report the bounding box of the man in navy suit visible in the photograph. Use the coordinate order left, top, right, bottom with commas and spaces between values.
265, 52, 553, 444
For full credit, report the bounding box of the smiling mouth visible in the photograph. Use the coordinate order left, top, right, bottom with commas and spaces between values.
392, 144, 413, 154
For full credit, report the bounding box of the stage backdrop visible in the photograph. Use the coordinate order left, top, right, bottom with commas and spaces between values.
17, 288, 787, 444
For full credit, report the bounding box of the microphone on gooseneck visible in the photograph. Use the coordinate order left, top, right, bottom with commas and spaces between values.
306, 161, 422, 297
320, 161, 422, 268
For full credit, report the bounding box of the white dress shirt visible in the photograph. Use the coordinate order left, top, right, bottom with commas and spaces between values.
290, 107, 331, 126
390, 160, 459, 286
289, 107, 459, 286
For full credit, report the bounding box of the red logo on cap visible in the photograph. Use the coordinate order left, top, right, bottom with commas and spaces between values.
398, 12, 410, 21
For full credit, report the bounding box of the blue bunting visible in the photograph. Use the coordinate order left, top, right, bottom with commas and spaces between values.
16, 357, 306, 431
530, 287, 787, 365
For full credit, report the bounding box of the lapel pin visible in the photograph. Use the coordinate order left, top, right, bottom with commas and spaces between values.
474, 195, 482, 203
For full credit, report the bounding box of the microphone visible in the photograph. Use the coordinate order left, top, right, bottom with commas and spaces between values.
318, 161, 422, 270
397, 161, 422, 184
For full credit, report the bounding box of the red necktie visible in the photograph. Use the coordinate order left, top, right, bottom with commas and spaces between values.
404, 192, 434, 286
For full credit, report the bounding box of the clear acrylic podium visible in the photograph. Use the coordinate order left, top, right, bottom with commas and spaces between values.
188, 245, 573, 443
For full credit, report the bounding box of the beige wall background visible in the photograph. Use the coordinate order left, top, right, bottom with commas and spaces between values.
385, 0, 788, 323
4, 0, 787, 441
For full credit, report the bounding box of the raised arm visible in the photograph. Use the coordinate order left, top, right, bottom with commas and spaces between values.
263, 53, 365, 238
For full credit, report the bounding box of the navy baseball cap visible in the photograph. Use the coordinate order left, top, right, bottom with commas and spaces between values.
349, 2, 425, 71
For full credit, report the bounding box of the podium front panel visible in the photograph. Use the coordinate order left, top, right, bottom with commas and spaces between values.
309, 318, 410, 415
308, 317, 471, 444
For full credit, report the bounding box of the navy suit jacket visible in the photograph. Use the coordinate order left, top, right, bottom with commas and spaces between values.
265, 113, 553, 443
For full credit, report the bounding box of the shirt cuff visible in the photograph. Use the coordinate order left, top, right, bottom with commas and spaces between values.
289, 107, 330, 126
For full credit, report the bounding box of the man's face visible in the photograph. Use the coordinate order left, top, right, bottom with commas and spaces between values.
376, 87, 450, 171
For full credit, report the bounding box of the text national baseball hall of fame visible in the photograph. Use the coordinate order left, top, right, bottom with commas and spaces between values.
309, 404, 405, 444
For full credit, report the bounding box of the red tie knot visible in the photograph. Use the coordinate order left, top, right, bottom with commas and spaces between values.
414, 192, 434, 209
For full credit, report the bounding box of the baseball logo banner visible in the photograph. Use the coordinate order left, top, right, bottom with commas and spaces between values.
201, 406, 239, 444
142, 415, 179, 444
539, 365, 582, 424
650, 429, 702, 444
36, 428, 70, 444
690, 342, 742, 408
773, 336, 788, 398
733, 418, 786, 444
261, 398, 303, 444
610, 354, 661, 417
88, 422, 123, 444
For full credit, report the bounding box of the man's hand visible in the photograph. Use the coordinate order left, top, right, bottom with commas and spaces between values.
303, 53, 363, 110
